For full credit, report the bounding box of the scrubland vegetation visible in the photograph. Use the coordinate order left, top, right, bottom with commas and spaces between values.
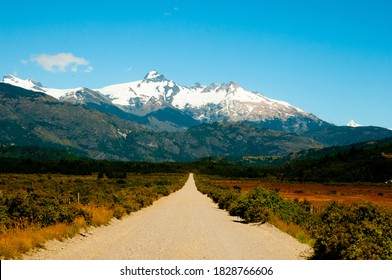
0, 173, 188, 259
1, 142, 392, 260
195, 175, 392, 260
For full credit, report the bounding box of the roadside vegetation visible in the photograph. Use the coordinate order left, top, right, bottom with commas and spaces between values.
0, 173, 188, 259
1, 139, 392, 260
194, 174, 392, 260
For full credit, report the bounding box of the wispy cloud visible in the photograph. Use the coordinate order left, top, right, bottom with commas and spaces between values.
31, 53, 92, 73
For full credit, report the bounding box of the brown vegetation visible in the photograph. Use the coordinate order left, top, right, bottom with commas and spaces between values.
212, 179, 392, 210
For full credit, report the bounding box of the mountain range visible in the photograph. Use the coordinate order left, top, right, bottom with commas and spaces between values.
2, 71, 331, 133
1, 72, 392, 162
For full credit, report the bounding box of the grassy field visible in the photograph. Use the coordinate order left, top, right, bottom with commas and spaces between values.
212, 179, 392, 210
0, 173, 188, 259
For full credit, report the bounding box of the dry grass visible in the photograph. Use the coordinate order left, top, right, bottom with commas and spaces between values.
214, 179, 392, 209
79, 205, 114, 227
0, 206, 115, 259
0, 217, 87, 259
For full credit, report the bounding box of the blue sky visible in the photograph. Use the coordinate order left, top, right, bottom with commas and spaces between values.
1, 0, 391, 128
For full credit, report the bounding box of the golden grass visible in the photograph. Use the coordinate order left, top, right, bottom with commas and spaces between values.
79, 205, 114, 226
0, 205, 115, 259
0, 217, 88, 259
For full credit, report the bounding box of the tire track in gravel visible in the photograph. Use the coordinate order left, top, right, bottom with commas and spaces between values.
24, 173, 311, 260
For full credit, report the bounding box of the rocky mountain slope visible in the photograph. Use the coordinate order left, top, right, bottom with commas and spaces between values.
0, 83, 325, 161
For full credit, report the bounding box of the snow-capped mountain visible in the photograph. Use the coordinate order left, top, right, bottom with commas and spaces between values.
2, 74, 44, 91
96, 71, 324, 126
95, 70, 332, 132
1, 74, 111, 105
347, 120, 363, 127
1, 71, 332, 133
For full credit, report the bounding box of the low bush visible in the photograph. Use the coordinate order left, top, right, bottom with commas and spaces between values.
196, 175, 312, 226
311, 202, 392, 260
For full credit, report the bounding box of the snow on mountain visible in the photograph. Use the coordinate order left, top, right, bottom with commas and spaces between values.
1, 74, 81, 100
96, 72, 173, 106
1, 74, 110, 104
2, 74, 45, 92
171, 81, 308, 123
1, 72, 307, 120
1, 71, 331, 133
347, 120, 363, 127
95, 70, 311, 123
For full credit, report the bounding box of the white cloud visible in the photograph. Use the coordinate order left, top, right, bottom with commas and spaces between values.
31, 53, 92, 73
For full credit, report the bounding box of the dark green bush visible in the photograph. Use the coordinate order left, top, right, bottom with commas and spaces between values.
218, 190, 240, 210
154, 185, 169, 196
228, 195, 248, 217
312, 202, 392, 260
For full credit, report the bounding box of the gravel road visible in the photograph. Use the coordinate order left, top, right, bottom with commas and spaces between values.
24, 174, 311, 260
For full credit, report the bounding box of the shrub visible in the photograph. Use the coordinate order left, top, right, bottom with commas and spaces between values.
228, 195, 248, 217
311, 202, 392, 260
154, 185, 169, 196
218, 190, 240, 210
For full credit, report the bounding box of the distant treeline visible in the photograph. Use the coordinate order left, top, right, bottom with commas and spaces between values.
276, 144, 392, 182
197, 140, 392, 183
0, 158, 191, 175
1, 138, 392, 182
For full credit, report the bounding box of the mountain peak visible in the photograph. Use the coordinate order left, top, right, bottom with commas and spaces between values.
347, 120, 363, 127
2, 74, 44, 91
143, 71, 167, 82
2, 74, 19, 83
3, 74, 15, 80
27, 79, 44, 88
221, 81, 240, 90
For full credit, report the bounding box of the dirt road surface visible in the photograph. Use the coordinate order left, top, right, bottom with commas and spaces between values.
24, 174, 311, 260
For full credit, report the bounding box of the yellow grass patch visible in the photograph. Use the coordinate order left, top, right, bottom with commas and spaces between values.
0, 218, 88, 259
79, 205, 114, 226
